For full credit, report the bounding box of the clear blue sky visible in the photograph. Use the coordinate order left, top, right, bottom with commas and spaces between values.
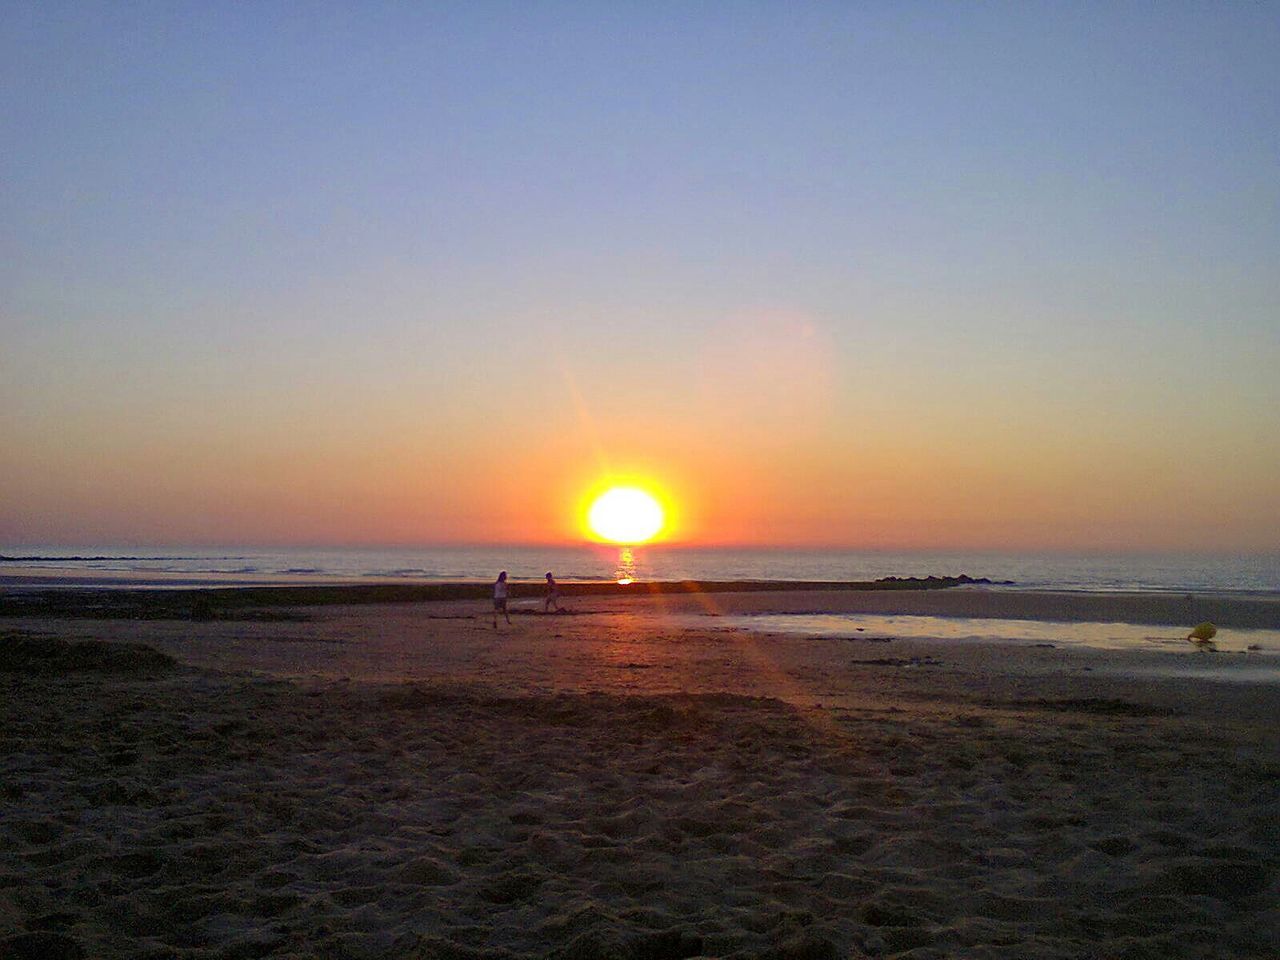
3, 3, 1278, 549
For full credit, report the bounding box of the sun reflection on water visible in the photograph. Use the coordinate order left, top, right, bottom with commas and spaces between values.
615, 547, 637, 585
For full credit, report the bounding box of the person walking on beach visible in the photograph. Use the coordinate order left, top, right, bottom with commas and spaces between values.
543, 572, 562, 613
493, 571, 511, 629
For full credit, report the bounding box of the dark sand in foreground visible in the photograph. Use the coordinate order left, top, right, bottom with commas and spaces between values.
2, 589, 1277, 958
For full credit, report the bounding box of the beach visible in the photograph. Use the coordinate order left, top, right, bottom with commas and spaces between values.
10, 3, 1279, 958
3, 588, 1278, 959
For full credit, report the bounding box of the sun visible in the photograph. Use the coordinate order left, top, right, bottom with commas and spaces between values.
586, 487, 665, 544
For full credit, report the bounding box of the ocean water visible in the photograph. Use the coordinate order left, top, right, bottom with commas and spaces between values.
720, 613, 1280, 655
2, 545, 1278, 594
704, 611, 1280, 680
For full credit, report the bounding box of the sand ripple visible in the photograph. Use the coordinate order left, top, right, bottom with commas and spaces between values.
2, 644, 1278, 958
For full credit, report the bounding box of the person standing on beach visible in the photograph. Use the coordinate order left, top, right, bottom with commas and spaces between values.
493, 571, 511, 629
543, 572, 562, 613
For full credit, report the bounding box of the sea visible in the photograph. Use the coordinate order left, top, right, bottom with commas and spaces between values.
2, 545, 1277, 594
6, 545, 1280, 669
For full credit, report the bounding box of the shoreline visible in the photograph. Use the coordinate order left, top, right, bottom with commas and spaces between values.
3, 580, 1280, 629
0, 573, 994, 592
4, 589, 1279, 695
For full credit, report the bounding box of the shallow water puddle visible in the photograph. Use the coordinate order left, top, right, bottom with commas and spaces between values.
714, 613, 1280, 658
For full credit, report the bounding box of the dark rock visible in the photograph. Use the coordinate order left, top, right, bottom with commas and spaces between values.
874, 574, 996, 588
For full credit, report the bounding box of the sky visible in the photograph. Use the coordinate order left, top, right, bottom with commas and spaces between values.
2, 2, 1278, 552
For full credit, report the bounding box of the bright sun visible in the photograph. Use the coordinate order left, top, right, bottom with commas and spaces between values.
587, 487, 665, 544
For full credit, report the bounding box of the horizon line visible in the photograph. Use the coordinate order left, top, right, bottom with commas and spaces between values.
3, 541, 1279, 560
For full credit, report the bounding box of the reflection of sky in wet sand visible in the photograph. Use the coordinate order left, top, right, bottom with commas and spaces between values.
722, 613, 1280, 658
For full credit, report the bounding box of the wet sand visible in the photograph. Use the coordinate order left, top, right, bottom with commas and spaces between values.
2, 590, 1278, 958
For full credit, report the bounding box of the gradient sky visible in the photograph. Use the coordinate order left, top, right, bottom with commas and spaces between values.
3, 3, 1278, 551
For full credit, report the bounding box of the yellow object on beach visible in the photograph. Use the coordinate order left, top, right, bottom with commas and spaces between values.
1187, 622, 1217, 642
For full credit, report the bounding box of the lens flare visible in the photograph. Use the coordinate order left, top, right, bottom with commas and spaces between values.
587, 487, 665, 544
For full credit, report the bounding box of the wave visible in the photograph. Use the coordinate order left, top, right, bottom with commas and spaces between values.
5, 548, 1276, 594
1, 555, 242, 563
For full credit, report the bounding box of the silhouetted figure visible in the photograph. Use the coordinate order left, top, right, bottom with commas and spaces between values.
493, 571, 511, 629
544, 572, 562, 613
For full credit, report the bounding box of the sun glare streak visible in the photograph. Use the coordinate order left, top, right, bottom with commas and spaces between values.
646, 583, 849, 743
555, 357, 612, 475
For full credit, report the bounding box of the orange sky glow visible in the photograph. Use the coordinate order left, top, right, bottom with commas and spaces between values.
3, 8, 1278, 554
5, 305, 1276, 552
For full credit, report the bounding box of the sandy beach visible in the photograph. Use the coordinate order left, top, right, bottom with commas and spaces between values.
3, 588, 1278, 959
10, 3, 1280, 957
